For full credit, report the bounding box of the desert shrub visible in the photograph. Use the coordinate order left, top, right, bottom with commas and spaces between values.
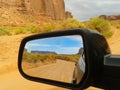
43, 23, 53, 32
45, 54, 56, 62
23, 52, 56, 63
23, 52, 80, 63
52, 22, 64, 30
23, 52, 46, 63
87, 18, 113, 38
61, 18, 86, 29
23, 52, 35, 63
14, 27, 26, 35
0, 27, 11, 36
0, 18, 86, 36
13, 24, 41, 35
1, 18, 114, 38
56, 54, 80, 62
25, 24, 40, 33
102, 30, 113, 38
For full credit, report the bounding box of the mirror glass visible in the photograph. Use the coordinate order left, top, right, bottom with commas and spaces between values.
22, 35, 85, 85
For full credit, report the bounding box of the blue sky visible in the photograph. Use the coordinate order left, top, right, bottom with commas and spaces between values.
64, 0, 120, 21
25, 35, 83, 54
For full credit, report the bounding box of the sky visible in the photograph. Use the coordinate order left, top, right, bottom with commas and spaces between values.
25, 35, 83, 54
64, 0, 120, 21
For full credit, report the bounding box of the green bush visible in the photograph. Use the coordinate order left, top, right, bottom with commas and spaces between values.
13, 24, 41, 35
87, 18, 113, 38
23, 52, 80, 63
0, 18, 114, 38
56, 54, 80, 62
14, 28, 26, 35
43, 23, 53, 32
0, 27, 11, 36
25, 24, 40, 33
23, 52, 56, 63
61, 18, 86, 29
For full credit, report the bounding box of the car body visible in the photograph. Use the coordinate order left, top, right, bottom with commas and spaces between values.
72, 50, 85, 85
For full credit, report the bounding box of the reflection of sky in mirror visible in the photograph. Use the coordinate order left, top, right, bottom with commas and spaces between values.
25, 35, 83, 54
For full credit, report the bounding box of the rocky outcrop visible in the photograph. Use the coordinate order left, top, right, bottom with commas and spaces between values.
0, 0, 66, 20
99, 14, 120, 20
78, 48, 84, 55
31, 51, 57, 54
66, 11, 73, 18
27, 0, 66, 20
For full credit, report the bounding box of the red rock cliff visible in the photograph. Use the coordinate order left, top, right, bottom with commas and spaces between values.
0, 0, 66, 20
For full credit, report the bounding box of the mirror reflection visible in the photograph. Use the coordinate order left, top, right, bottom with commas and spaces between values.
22, 35, 85, 84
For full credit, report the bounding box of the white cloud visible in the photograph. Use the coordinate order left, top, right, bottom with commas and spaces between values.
25, 43, 50, 48
64, 0, 120, 21
25, 43, 60, 50
25, 43, 51, 50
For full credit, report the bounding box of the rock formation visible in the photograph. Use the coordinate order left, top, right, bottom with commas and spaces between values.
99, 14, 120, 20
31, 51, 57, 54
66, 11, 73, 18
78, 48, 84, 55
0, 0, 66, 20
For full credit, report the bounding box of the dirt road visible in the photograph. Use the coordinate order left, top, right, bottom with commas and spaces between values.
107, 27, 120, 54
25, 59, 75, 83
0, 70, 68, 90
0, 69, 101, 90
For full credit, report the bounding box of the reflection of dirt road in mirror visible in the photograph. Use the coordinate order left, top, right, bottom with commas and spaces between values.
24, 59, 75, 83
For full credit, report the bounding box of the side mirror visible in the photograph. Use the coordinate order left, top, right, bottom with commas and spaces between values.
22, 35, 85, 84
18, 28, 110, 90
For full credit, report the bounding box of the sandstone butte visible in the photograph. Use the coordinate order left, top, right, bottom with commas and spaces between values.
0, 0, 72, 20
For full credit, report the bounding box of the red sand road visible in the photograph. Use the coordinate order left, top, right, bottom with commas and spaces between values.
25, 59, 75, 83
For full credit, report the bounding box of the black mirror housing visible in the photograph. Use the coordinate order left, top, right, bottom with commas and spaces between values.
18, 28, 111, 90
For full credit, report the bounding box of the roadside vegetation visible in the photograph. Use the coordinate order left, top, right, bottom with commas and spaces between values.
22, 52, 80, 64
0, 27, 11, 36
86, 18, 113, 38
0, 18, 120, 38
